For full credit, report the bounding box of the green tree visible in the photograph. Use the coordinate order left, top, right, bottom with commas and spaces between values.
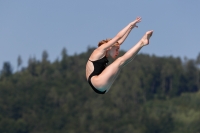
17, 55, 22, 71
0, 62, 12, 78
42, 50, 49, 63
195, 53, 200, 90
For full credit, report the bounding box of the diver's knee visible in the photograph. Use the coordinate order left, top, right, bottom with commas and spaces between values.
116, 57, 126, 67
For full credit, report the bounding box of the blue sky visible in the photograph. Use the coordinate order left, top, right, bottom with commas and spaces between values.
0, 1, 200, 71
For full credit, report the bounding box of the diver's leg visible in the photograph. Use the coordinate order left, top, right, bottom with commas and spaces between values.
120, 30, 153, 67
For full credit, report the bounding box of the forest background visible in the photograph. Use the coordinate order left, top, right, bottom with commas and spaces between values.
0, 47, 200, 133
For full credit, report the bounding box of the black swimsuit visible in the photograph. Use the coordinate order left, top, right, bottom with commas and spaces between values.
88, 56, 109, 94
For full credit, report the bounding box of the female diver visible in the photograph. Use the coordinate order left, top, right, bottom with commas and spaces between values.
86, 17, 153, 94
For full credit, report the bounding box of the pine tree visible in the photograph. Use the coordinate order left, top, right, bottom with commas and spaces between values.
17, 55, 22, 71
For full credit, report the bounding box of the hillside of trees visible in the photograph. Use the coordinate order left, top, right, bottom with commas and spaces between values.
0, 47, 200, 133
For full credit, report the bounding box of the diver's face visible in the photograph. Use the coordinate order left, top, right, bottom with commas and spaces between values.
109, 45, 120, 59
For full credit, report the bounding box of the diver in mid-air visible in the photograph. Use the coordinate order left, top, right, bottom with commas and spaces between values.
86, 17, 153, 94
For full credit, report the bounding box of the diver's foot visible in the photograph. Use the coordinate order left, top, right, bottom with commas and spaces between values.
141, 30, 153, 46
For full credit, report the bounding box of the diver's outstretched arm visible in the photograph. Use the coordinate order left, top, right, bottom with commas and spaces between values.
118, 17, 141, 45
98, 17, 142, 51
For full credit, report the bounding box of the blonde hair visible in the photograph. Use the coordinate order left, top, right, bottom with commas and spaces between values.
98, 38, 119, 47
